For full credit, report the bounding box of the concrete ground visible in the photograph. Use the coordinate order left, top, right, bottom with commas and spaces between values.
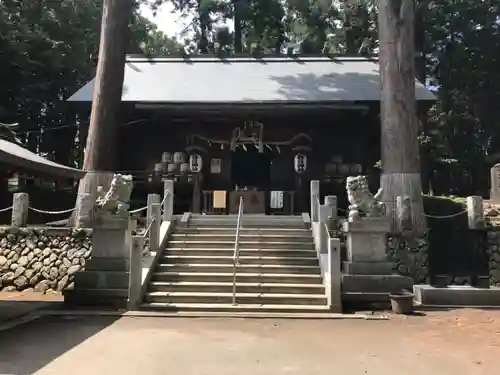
0, 309, 499, 375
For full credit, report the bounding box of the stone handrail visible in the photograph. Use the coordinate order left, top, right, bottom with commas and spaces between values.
309, 180, 342, 312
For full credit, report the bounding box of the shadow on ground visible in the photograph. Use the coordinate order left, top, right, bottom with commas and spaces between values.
0, 315, 119, 375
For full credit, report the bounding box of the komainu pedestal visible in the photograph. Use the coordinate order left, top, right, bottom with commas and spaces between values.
342, 217, 413, 304
64, 215, 133, 307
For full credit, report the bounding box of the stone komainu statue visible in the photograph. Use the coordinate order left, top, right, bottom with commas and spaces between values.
346, 175, 385, 221
96, 174, 133, 217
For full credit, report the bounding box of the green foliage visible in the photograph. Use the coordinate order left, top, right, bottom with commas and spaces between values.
0, 0, 181, 168
3, 0, 500, 198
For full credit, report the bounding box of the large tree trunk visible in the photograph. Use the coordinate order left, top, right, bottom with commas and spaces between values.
233, 0, 242, 53
74, 0, 133, 226
378, 0, 427, 234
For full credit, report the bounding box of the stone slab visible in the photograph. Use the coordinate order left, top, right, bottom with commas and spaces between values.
73, 271, 130, 290
342, 274, 413, 294
85, 257, 130, 272
343, 261, 395, 275
92, 227, 131, 258
414, 284, 500, 306
345, 231, 388, 262
342, 218, 391, 233
63, 288, 129, 308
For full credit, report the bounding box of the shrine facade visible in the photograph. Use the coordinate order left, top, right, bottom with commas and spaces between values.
68, 56, 434, 215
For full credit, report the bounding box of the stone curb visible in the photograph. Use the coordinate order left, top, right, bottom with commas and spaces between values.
35, 309, 389, 320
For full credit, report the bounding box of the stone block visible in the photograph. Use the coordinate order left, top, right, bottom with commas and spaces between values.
84, 257, 130, 272
343, 261, 395, 275
342, 274, 413, 294
414, 284, 500, 306
73, 271, 130, 289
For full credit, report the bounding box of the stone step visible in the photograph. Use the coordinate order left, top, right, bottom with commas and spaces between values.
167, 240, 314, 249
63, 288, 128, 308
162, 255, 318, 266
151, 272, 323, 284
144, 291, 327, 305
148, 281, 325, 294
140, 302, 331, 314
188, 223, 307, 229
170, 233, 313, 242
164, 248, 317, 257
155, 263, 321, 274
175, 227, 312, 236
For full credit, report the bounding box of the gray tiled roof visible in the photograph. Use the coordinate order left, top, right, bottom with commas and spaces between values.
68, 56, 435, 103
0, 138, 85, 179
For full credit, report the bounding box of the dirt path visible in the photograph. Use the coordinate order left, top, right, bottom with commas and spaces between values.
0, 308, 498, 375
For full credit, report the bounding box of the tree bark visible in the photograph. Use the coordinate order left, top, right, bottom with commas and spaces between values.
233, 0, 242, 53
378, 0, 427, 234
74, 0, 133, 226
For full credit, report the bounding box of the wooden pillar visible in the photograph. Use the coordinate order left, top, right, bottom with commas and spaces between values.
192, 174, 201, 213
378, 0, 426, 234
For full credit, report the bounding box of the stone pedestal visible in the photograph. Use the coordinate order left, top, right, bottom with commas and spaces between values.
342, 218, 413, 304
343, 218, 394, 274
64, 216, 132, 308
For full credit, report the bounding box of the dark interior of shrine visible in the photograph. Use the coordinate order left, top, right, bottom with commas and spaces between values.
114, 102, 382, 214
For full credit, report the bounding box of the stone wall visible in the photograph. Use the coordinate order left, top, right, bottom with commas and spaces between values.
0, 227, 92, 293
386, 234, 429, 284
487, 229, 500, 287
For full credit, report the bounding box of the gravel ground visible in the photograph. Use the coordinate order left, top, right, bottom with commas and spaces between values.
0, 308, 498, 375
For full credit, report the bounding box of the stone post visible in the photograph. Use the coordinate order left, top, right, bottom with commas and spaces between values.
147, 194, 161, 223
310, 180, 320, 223
328, 237, 342, 313
146, 193, 160, 246
322, 195, 337, 222
163, 179, 174, 221
149, 202, 161, 253
396, 195, 412, 232
467, 196, 484, 229
11, 192, 29, 227
490, 164, 500, 202
128, 235, 143, 310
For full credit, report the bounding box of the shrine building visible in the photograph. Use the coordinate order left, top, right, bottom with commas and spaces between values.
68, 56, 434, 215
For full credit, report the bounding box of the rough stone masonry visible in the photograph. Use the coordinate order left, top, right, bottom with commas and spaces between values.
0, 227, 92, 293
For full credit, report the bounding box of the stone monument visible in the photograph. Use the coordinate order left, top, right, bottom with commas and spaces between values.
491, 164, 500, 203
342, 176, 413, 303
65, 174, 135, 307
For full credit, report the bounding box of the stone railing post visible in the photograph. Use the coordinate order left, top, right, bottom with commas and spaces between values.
128, 235, 144, 310
310, 180, 320, 223
11, 192, 29, 227
467, 196, 484, 229
163, 179, 174, 221
327, 237, 342, 312
147, 193, 161, 223
149, 202, 161, 253
317, 196, 337, 255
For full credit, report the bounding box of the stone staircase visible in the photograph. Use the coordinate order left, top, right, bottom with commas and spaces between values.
141, 215, 330, 314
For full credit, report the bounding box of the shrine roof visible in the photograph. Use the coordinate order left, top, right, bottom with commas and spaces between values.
68, 56, 435, 104
0, 138, 85, 179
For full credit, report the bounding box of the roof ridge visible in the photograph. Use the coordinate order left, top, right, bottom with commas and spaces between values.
125, 55, 379, 64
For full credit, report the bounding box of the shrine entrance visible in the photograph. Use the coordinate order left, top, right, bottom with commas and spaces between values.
229, 147, 271, 214
231, 147, 271, 189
